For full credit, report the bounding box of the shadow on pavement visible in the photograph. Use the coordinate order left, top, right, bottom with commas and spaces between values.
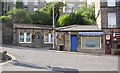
10, 60, 79, 72
11, 60, 48, 70
52, 67, 79, 73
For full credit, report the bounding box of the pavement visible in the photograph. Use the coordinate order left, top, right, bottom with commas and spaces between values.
0, 46, 118, 71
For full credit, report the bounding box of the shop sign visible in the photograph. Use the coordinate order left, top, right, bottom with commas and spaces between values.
105, 35, 110, 40
115, 33, 120, 39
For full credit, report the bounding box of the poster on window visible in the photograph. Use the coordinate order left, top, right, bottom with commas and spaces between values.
81, 37, 101, 49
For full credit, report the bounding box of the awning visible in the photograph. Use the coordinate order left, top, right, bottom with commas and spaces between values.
79, 32, 104, 36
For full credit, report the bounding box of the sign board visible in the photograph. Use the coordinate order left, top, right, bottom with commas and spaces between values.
106, 35, 110, 40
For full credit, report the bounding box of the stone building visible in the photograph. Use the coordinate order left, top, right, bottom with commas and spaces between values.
95, 0, 120, 54
56, 25, 104, 54
62, 0, 87, 13
13, 24, 53, 48
1, 0, 46, 13
21, 0, 46, 12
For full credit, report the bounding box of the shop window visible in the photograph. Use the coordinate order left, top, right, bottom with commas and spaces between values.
81, 36, 101, 49
44, 34, 53, 43
19, 32, 32, 43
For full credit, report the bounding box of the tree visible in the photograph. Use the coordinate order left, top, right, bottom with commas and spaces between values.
39, 2, 66, 25
7, 9, 31, 23
30, 11, 52, 25
58, 12, 84, 27
15, 0, 24, 9
57, 14, 71, 27
79, 3, 96, 24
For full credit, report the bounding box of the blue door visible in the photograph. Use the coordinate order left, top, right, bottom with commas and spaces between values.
71, 35, 77, 52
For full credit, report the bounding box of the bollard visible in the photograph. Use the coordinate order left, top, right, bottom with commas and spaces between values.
2, 51, 7, 62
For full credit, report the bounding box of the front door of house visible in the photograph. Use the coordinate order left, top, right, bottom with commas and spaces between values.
35, 32, 42, 48
71, 35, 77, 52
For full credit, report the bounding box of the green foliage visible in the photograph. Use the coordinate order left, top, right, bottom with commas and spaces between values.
39, 2, 66, 24
58, 12, 84, 27
15, 0, 24, 9
58, 3, 96, 27
7, 9, 31, 23
0, 15, 11, 23
58, 14, 70, 27
30, 11, 52, 25
79, 3, 96, 24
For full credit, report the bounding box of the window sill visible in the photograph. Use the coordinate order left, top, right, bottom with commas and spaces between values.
19, 42, 32, 44
44, 42, 53, 44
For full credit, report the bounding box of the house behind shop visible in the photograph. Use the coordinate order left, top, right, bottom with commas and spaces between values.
95, 0, 120, 54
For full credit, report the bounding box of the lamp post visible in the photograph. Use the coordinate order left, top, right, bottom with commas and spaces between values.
52, 0, 55, 50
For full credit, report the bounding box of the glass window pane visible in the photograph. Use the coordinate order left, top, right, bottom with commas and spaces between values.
44, 34, 49, 42
26, 33, 31, 43
108, 13, 116, 28
19, 32, 24, 42
34, 0, 38, 5
107, 0, 116, 6
82, 37, 100, 49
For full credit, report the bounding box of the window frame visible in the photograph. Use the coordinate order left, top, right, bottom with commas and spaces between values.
24, 0, 28, 5
34, 0, 38, 5
81, 36, 102, 49
107, 0, 116, 6
108, 13, 116, 28
19, 32, 32, 43
44, 33, 53, 44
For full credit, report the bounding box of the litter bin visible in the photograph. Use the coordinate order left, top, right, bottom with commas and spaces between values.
59, 45, 64, 51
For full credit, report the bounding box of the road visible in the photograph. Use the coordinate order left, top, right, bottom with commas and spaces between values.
0, 46, 118, 71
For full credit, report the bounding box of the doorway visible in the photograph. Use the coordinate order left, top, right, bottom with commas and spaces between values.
71, 35, 77, 52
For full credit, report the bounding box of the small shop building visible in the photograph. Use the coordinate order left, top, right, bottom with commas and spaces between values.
56, 25, 104, 54
13, 24, 53, 48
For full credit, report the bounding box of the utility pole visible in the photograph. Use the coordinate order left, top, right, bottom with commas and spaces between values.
52, 0, 55, 50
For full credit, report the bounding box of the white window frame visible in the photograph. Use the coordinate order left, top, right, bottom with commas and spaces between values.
34, 0, 38, 5
108, 13, 116, 28
34, 8, 38, 11
44, 34, 53, 44
26, 33, 32, 43
19, 32, 24, 43
81, 36, 101, 49
24, 0, 28, 5
19, 32, 32, 43
67, 4, 74, 8
78, 4, 84, 7
107, 0, 116, 6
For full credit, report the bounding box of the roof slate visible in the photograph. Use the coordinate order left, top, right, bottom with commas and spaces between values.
14, 24, 53, 30
57, 25, 102, 32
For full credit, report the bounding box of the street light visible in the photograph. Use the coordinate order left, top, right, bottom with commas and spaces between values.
52, 0, 55, 50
